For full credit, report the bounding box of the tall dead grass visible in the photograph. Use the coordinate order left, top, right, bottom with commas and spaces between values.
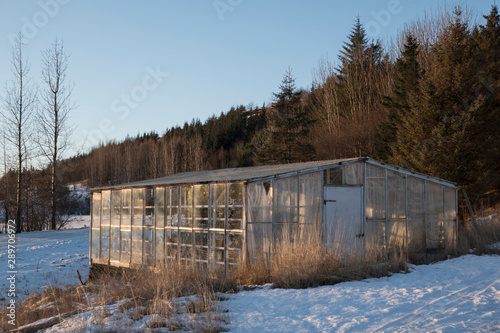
457, 211, 500, 256
1, 263, 236, 332
234, 223, 408, 289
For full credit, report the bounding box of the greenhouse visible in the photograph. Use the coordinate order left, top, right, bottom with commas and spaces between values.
90, 157, 458, 270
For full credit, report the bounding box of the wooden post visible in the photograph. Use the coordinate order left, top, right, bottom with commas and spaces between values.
462, 189, 477, 229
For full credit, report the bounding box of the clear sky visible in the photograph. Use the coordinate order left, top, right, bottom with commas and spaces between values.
0, 0, 495, 160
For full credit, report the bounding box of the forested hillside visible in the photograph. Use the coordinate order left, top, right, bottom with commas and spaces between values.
1, 5, 499, 231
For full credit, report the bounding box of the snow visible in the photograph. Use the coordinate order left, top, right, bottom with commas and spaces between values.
0, 216, 90, 302
2, 216, 500, 332
226, 255, 500, 332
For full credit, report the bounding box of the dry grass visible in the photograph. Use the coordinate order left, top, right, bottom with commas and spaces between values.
0, 263, 236, 332
457, 208, 500, 256
233, 224, 408, 289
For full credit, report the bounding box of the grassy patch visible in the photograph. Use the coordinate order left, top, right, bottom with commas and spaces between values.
0, 263, 236, 332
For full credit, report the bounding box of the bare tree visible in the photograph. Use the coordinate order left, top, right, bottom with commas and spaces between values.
311, 58, 341, 133
37, 39, 75, 230
1, 33, 37, 233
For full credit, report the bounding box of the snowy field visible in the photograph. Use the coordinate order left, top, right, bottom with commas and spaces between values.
227, 255, 500, 332
0, 216, 90, 302
1, 216, 500, 332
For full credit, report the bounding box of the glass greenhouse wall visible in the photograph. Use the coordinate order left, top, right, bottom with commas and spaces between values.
90, 158, 458, 270
91, 182, 244, 270
246, 172, 323, 259
363, 162, 457, 256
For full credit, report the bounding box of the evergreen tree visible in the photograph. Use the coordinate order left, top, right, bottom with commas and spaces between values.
336, 17, 387, 122
470, 5, 500, 195
338, 17, 370, 76
390, 7, 500, 198
374, 33, 422, 162
255, 68, 315, 165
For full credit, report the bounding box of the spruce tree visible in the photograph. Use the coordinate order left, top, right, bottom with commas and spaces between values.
392, 7, 498, 198
336, 17, 386, 121
255, 68, 315, 165
338, 16, 369, 76
374, 33, 421, 161
470, 5, 500, 195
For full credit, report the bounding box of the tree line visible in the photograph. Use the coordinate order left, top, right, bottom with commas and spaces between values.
1, 5, 499, 231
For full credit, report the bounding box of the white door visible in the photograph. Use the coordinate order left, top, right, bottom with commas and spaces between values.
323, 186, 363, 256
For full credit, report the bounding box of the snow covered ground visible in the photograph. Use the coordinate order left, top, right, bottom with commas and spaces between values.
0, 216, 90, 302
227, 255, 500, 332
2, 217, 500, 332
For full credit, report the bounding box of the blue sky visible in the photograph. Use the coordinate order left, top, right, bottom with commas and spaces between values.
0, 0, 495, 159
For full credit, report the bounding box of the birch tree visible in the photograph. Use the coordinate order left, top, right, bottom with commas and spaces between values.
1, 34, 36, 233
37, 39, 75, 230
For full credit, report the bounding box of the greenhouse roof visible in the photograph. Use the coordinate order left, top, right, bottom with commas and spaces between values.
92, 157, 457, 191
93, 157, 361, 190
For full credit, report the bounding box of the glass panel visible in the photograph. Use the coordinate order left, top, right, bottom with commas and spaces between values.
92, 192, 101, 228
407, 176, 425, 254
228, 212, 242, 229
180, 230, 192, 244
180, 186, 193, 227
133, 188, 144, 226
171, 186, 179, 226
299, 172, 322, 224
228, 183, 243, 205
180, 246, 192, 261
121, 189, 131, 226
274, 177, 298, 223
365, 220, 385, 256
195, 231, 209, 262
91, 192, 101, 260
143, 227, 154, 266
145, 188, 155, 226
110, 227, 120, 261
228, 183, 243, 230
345, 163, 362, 185
323, 167, 343, 185
91, 229, 100, 259
247, 182, 273, 223
194, 185, 209, 228
211, 184, 226, 229
166, 228, 178, 260
227, 249, 241, 265
166, 228, 178, 243
156, 187, 165, 228
387, 220, 406, 250
246, 223, 272, 261
120, 229, 131, 265
100, 190, 111, 261
387, 170, 405, 219
213, 248, 225, 265
101, 226, 110, 260
366, 164, 385, 220
179, 229, 192, 261
426, 182, 444, 250
111, 190, 121, 226
227, 232, 243, 249
131, 228, 142, 264
101, 190, 111, 226
195, 230, 208, 246
210, 231, 225, 265
195, 246, 209, 262
156, 229, 164, 265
